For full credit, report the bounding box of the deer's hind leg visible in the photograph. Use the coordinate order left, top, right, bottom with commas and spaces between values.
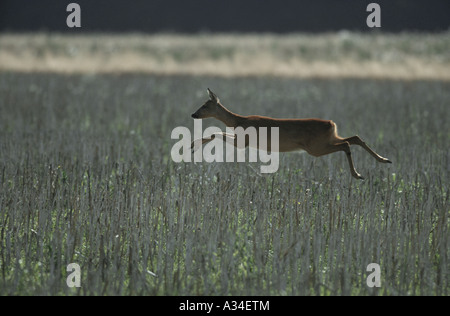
310, 141, 364, 180
342, 135, 392, 163
330, 142, 365, 180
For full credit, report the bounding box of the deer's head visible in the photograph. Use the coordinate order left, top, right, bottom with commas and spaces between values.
191, 88, 220, 119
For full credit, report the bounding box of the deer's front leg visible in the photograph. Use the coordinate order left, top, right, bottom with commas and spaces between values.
191, 135, 215, 153
191, 132, 236, 153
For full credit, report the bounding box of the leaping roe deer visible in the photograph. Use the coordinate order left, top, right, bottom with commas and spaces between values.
191, 88, 391, 179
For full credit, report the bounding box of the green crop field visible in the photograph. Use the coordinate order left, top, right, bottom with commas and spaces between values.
0, 33, 449, 295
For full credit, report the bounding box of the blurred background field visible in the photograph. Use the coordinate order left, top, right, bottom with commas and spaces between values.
1, 32, 450, 79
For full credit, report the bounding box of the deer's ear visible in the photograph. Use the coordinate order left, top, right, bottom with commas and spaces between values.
207, 88, 219, 103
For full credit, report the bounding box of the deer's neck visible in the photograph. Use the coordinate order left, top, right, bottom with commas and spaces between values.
215, 103, 244, 127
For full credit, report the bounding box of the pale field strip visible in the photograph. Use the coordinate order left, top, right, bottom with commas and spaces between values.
0, 32, 449, 80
